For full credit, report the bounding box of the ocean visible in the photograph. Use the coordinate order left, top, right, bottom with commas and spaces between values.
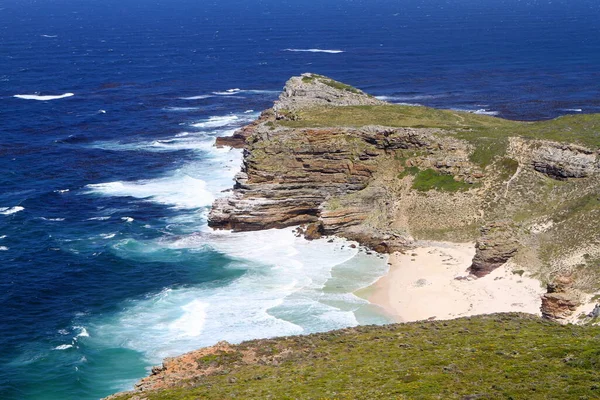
1, 0, 599, 398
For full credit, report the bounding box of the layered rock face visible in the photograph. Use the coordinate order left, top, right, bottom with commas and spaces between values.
209, 74, 432, 251
209, 125, 434, 251
469, 221, 519, 278
541, 276, 582, 320
531, 143, 599, 179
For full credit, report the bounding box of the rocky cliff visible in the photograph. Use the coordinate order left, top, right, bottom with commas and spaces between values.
209, 73, 600, 321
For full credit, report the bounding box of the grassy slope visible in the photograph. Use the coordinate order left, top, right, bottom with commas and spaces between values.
280, 105, 600, 167
113, 314, 600, 400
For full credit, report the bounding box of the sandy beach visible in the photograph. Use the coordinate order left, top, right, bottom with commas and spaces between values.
366, 242, 545, 322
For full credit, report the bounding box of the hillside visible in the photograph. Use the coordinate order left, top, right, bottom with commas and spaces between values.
109, 314, 600, 399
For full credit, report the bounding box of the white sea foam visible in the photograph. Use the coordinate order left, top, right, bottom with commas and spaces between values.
191, 115, 239, 128
98, 109, 107, 114
87, 216, 111, 221
74, 326, 90, 338
164, 107, 200, 112
91, 229, 388, 363
452, 108, 499, 116
89, 112, 257, 154
471, 109, 499, 116
39, 217, 65, 221
54, 189, 70, 193
0, 206, 24, 215
561, 108, 583, 112
283, 48, 344, 54
53, 344, 73, 350
212, 88, 241, 95
86, 174, 215, 209
121, 217, 134, 223
167, 300, 207, 337
181, 90, 276, 100
41, 34, 58, 38
0, 246, 8, 251
0, 235, 6, 239
100, 233, 116, 239
14, 93, 74, 101
179, 95, 214, 100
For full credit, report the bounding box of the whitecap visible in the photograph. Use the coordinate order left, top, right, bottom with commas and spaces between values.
87, 216, 111, 221
100, 233, 116, 239
0, 246, 8, 251
212, 88, 241, 95
179, 95, 214, 100
39, 217, 65, 222
0, 206, 24, 215
41, 34, 58, 38
54, 189, 70, 193
0, 235, 6, 239
283, 48, 344, 54
98, 110, 107, 114
561, 108, 583, 112
244, 109, 254, 113
53, 344, 73, 350
163, 107, 200, 112
121, 217, 134, 223
74, 326, 90, 338
14, 93, 74, 101
191, 115, 239, 128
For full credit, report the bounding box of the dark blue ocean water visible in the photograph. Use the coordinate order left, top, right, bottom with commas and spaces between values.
1, 0, 599, 398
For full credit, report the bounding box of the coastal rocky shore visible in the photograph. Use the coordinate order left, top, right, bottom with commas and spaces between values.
108, 74, 600, 399
209, 73, 599, 321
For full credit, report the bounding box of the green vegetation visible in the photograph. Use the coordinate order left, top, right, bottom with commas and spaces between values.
278, 104, 600, 167
398, 166, 472, 192
320, 78, 363, 95
302, 74, 363, 95
411, 168, 472, 192
113, 314, 600, 400
397, 166, 420, 179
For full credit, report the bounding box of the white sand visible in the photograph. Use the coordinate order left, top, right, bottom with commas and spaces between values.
367, 242, 545, 322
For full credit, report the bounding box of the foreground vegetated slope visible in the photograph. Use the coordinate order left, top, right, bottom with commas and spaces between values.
109, 314, 600, 400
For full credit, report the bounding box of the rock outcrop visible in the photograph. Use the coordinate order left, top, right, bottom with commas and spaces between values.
541, 276, 582, 320
208, 125, 431, 251
273, 73, 385, 115
468, 222, 519, 278
531, 142, 599, 179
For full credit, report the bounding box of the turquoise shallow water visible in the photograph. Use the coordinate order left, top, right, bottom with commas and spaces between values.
1, 0, 599, 398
